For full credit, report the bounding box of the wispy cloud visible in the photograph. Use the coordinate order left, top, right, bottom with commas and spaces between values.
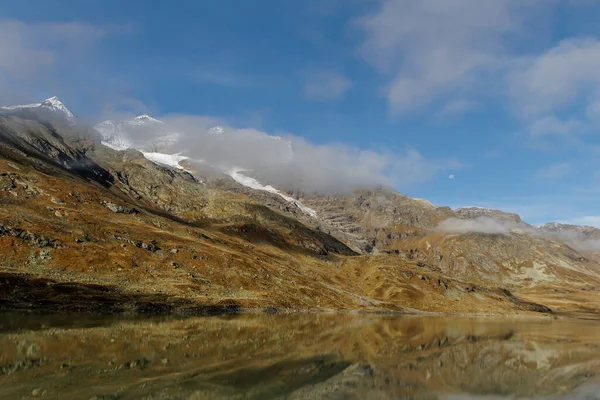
356, 0, 539, 114
192, 69, 253, 88
0, 19, 109, 104
528, 116, 584, 143
435, 99, 479, 119
509, 38, 600, 118
0, 20, 106, 77
0, 18, 132, 112
303, 69, 352, 101
437, 216, 524, 234
535, 162, 573, 180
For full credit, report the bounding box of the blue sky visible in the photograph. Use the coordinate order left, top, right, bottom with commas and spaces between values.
1, 0, 600, 226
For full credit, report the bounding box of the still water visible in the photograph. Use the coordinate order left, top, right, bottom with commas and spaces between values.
1, 313, 599, 399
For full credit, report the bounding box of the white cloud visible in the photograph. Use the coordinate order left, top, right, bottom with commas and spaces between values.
117, 114, 460, 193
356, 0, 538, 113
304, 69, 352, 100
437, 217, 520, 234
509, 38, 600, 118
435, 99, 479, 118
586, 101, 600, 121
0, 20, 106, 78
0, 19, 108, 105
528, 116, 584, 141
535, 162, 573, 180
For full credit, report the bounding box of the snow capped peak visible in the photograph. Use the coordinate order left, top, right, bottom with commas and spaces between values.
41, 96, 62, 104
95, 114, 173, 152
209, 126, 225, 135
40, 96, 75, 122
1, 95, 75, 123
133, 114, 163, 124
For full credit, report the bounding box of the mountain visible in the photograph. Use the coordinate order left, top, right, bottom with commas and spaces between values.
94, 114, 314, 216
94, 114, 179, 152
0, 96, 76, 124
537, 222, 600, 239
536, 222, 600, 259
1, 98, 600, 317
301, 190, 600, 292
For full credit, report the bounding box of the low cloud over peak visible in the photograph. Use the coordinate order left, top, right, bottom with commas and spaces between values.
97, 113, 460, 194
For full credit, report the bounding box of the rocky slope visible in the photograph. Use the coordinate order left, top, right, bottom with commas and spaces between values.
301, 192, 600, 289
0, 100, 599, 316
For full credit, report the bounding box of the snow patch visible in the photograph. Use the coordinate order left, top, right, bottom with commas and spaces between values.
228, 168, 317, 217
141, 152, 189, 171
95, 114, 172, 152
101, 136, 133, 151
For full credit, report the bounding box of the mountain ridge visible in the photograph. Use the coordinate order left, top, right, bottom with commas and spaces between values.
1, 98, 599, 316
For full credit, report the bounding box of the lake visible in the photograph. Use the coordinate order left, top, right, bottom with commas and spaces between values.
1, 313, 599, 399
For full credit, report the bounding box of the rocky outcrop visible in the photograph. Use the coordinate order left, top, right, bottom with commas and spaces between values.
0, 223, 61, 248
456, 206, 526, 225
303, 188, 456, 253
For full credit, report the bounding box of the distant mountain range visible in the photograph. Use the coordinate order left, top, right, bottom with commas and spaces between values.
1, 96, 599, 316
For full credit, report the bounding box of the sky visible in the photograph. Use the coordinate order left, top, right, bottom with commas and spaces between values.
1, 0, 600, 226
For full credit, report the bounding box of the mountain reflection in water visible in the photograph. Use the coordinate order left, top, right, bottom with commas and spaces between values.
1, 313, 599, 399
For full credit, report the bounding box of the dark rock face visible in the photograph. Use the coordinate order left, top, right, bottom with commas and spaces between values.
0, 116, 113, 186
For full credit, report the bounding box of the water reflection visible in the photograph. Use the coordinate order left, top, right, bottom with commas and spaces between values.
1, 313, 599, 399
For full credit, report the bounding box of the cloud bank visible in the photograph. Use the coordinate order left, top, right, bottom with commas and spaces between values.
437, 215, 600, 253
114, 114, 460, 194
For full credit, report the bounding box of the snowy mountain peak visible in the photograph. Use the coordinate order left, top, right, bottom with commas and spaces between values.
95, 114, 173, 151
40, 96, 75, 122
133, 114, 162, 124
41, 96, 61, 104
209, 126, 225, 135
0, 96, 75, 123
